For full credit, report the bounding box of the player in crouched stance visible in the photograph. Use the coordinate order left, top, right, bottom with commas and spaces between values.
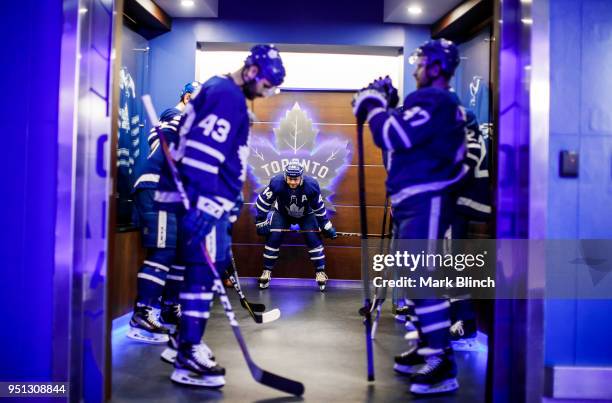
255, 163, 337, 291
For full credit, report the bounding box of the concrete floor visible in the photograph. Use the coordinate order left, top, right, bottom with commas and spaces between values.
112, 284, 487, 402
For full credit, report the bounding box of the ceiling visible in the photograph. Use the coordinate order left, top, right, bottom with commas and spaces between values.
384, 0, 465, 24
154, 0, 465, 25
154, 0, 218, 18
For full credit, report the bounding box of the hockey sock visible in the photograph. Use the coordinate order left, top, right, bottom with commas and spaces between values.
162, 264, 185, 304
136, 262, 169, 307
178, 263, 215, 345
414, 299, 452, 352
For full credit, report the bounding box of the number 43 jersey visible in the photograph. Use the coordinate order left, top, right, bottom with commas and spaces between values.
156, 75, 250, 218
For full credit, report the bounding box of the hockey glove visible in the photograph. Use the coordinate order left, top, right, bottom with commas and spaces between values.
368, 76, 400, 109
228, 194, 244, 224
255, 220, 270, 236
183, 208, 217, 245
352, 88, 387, 123
322, 221, 338, 239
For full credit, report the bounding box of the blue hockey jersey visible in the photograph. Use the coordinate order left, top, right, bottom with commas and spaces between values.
133, 107, 182, 191
366, 87, 468, 208
255, 174, 330, 227
156, 75, 250, 218
455, 110, 491, 220
117, 68, 141, 196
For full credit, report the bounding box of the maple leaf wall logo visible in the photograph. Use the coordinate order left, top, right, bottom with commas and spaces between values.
248, 102, 351, 212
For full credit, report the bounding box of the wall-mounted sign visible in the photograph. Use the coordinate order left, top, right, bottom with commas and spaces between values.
248, 102, 351, 211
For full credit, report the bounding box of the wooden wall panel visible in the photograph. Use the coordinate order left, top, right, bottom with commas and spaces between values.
251, 92, 356, 124
111, 231, 145, 318
250, 123, 383, 166
332, 165, 387, 205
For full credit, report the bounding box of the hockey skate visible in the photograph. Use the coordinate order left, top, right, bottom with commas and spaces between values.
161, 332, 214, 365
410, 350, 459, 395
315, 271, 328, 291
394, 305, 410, 322
127, 304, 170, 344
404, 319, 420, 342
450, 319, 479, 351
393, 346, 426, 375
160, 301, 181, 332
258, 269, 272, 289
171, 343, 225, 388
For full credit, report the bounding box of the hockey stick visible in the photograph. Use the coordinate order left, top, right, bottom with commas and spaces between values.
228, 253, 266, 312
227, 252, 281, 324
142, 95, 304, 396
371, 195, 390, 340
270, 229, 385, 238
356, 116, 375, 382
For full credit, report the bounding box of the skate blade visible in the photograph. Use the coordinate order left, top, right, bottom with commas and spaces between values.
160, 348, 177, 364
393, 363, 421, 375
171, 369, 225, 388
126, 327, 169, 344
405, 322, 418, 331
451, 337, 479, 352
258, 282, 269, 289
318, 284, 326, 291
410, 378, 459, 395
395, 314, 407, 322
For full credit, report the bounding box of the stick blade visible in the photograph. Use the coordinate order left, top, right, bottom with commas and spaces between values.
261, 308, 281, 323
258, 369, 305, 396
253, 308, 281, 324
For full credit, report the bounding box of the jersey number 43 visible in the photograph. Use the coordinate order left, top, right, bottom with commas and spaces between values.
198, 114, 231, 143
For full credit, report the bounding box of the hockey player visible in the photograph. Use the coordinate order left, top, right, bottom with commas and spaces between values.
352, 39, 466, 395
255, 163, 337, 291
448, 109, 491, 350
128, 81, 201, 343
154, 44, 285, 388
394, 111, 490, 352
160, 193, 243, 366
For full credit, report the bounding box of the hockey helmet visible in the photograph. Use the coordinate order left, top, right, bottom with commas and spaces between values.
244, 44, 286, 87
284, 163, 304, 180
180, 81, 201, 98
409, 39, 460, 78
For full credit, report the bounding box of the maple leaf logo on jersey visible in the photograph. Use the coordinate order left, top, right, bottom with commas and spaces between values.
286, 203, 305, 218
248, 102, 351, 212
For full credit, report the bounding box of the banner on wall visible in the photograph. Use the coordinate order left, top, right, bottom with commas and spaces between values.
248, 103, 351, 212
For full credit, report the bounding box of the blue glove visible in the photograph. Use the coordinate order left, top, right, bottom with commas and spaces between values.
228, 194, 243, 224
322, 221, 337, 239
368, 76, 399, 108
256, 220, 270, 236
183, 208, 217, 245
352, 88, 387, 123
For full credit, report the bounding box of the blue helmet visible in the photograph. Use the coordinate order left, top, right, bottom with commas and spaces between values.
180, 81, 201, 98
284, 163, 304, 179
245, 44, 286, 87
410, 39, 460, 77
